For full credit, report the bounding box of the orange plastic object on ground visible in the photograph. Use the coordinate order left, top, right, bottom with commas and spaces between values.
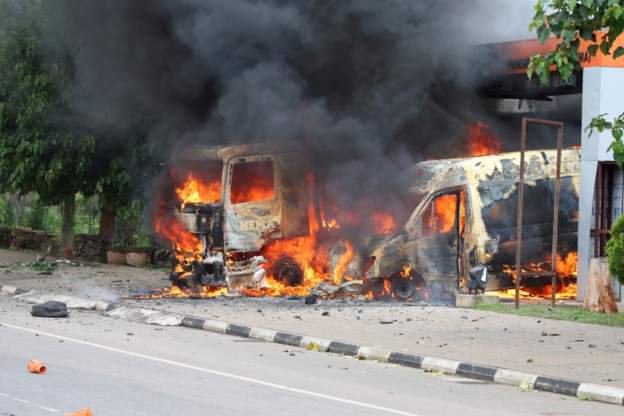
64, 408, 93, 416
26, 359, 46, 374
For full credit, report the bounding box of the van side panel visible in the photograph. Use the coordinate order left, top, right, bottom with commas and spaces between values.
477, 176, 579, 290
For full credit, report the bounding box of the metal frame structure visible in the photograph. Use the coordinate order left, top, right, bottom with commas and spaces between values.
593, 162, 623, 302
593, 162, 617, 257
515, 117, 563, 309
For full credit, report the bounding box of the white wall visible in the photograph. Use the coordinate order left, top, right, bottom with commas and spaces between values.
578, 67, 624, 300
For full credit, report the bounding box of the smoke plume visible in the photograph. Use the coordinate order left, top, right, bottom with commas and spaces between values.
42, 0, 534, 215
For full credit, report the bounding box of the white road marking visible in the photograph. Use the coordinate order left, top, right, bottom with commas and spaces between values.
0, 392, 60, 413
1, 322, 420, 416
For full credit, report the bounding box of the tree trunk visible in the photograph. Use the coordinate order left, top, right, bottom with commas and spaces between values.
59, 193, 76, 257
87, 197, 94, 234
11, 193, 24, 226
98, 197, 116, 243
584, 257, 619, 313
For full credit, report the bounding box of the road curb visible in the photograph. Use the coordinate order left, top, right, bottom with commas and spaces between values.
2, 285, 623, 407
175, 313, 624, 406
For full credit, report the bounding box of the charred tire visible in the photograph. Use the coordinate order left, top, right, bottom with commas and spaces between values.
390, 275, 414, 300
272, 256, 304, 286
169, 271, 189, 289
387, 264, 428, 301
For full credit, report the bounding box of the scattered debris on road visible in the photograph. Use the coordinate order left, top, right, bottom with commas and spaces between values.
27, 359, 46, 374
31, 301, 68, 318
64, 408, 93, 416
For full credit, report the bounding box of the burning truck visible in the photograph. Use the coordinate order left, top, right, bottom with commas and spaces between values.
153, 142, 580, 302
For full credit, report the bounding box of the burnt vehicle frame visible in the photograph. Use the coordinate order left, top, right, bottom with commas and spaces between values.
166, 142, 318, 291
163, 142, 580, 301
363, 148, 581, 302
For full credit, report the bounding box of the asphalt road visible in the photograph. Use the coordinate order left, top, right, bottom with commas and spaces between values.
0, 298, 621, 416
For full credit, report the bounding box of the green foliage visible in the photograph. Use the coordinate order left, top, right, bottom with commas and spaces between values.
475, 303, 624, 327
40, 204, 60, 235
0, 196, 15, 227
112, 199, 151, 250
0, 193, 103, 236
0, 0, 99, 204
529, 0, 624, 85
607, 213, 624, 283
0, 1, 157, 242
21, 195, 45, 230
74, 193, 99, 235
586, 112, 624, 166
30, 260, 57, 274
531, 1, 624, 176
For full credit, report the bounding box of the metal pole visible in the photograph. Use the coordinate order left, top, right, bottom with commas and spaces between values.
515, 119, 527, 310
550, 125, 563, 307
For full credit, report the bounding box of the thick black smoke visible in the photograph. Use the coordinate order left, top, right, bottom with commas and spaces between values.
44, 0, 533, 216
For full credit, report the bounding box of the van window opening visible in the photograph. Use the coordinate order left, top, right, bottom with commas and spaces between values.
478, 178, 578, 232
231, 160, 275, 204
420, 191, 466, 237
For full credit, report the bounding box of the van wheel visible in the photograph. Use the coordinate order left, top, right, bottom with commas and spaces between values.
390, 275, 414, 300
389, 266, 428, 301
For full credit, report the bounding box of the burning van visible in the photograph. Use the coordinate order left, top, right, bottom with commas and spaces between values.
363, 148, 581, 301
154, 142, 580, 302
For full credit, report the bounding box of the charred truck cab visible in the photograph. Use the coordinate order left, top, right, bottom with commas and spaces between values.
170, 142, 310, 290
364, 149, 581, 302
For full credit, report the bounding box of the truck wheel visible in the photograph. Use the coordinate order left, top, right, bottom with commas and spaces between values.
272, 256, 304, 286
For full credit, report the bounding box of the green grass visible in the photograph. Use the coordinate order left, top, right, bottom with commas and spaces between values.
474, 303, 624, 327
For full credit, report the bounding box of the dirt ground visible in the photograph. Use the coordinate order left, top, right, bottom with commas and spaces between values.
1, 248, 623, 388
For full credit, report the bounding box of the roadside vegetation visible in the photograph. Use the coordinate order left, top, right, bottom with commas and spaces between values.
475, 303, 624, 327
0, 192, 151, 252
0, 0, 157, 254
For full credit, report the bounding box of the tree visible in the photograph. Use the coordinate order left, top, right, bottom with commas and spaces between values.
0, 0, 99, 252
529, 0, 624, 165
606, 213, 624, 283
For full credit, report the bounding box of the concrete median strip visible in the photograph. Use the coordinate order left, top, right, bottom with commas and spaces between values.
174, 312, 624, 407
2, 284, 623, 407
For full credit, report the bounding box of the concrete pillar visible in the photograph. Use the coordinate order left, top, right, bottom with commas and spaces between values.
578, 67, 624, 300
577, 160, 597, 300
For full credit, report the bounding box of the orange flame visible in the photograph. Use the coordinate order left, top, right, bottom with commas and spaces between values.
176, 173, 221, 205
467, 122, 502, 156
322, 218, 340, 229
132, 285, 228, 299
399, 264, 412, 278
231, 179, 275, 203
433, 194, 457, 233
332, 240, 355, 285
252, 175, 329, 295
154, 167, 403, 300
371, 212, 398, 235
153, 209, 202, 254
231, 161, 275, 204
489, 251, 578, 300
